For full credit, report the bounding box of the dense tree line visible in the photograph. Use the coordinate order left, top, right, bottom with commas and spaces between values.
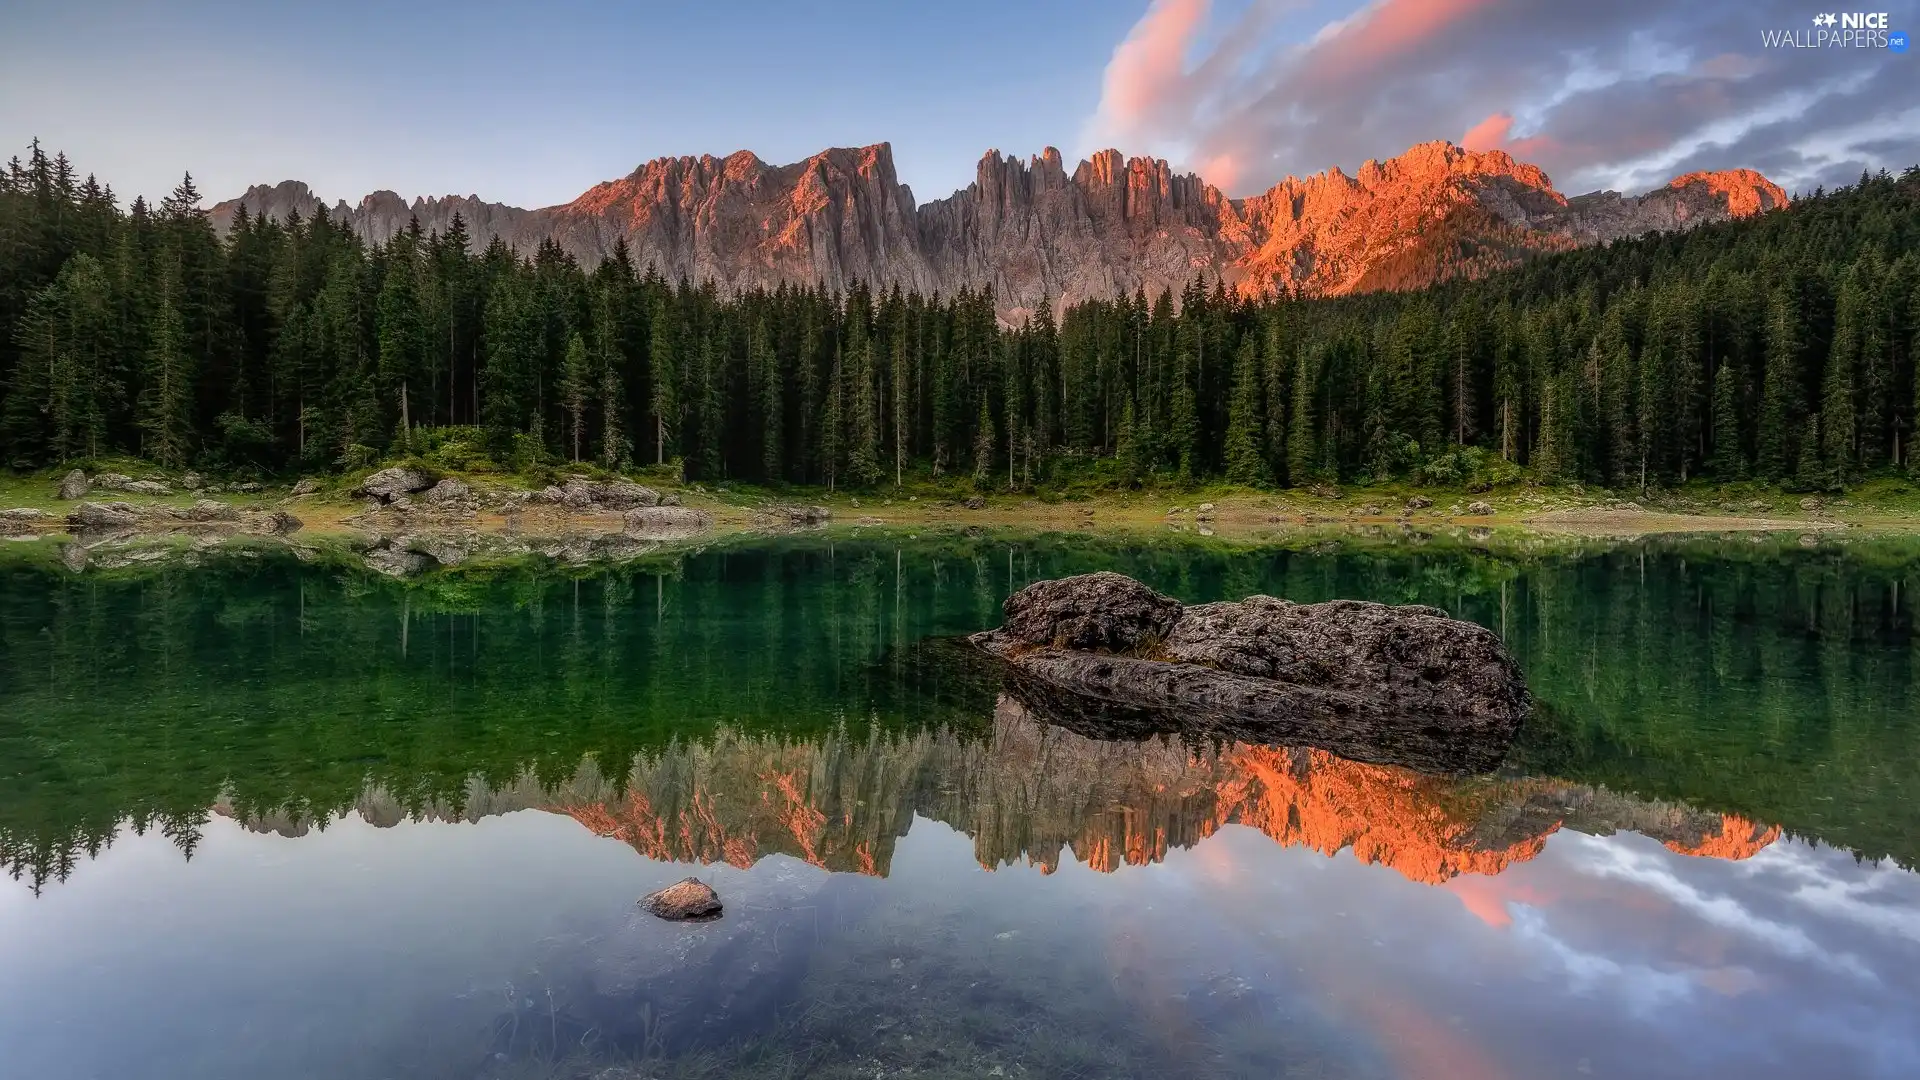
3, 140, 1918, 489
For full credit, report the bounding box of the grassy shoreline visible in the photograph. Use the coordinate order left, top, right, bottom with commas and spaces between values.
6, 460, 1918, 546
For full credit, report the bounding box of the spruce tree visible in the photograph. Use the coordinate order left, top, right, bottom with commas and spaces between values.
560, 331, 591, 462
1285, 347, 1319, 485
139, 280, 195, 468
1223, 337, 1269, 486
1757, 287, 1803, 480
1708, 361, 1744, 478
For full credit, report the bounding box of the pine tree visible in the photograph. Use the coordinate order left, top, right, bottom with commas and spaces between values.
139, 279, 195, 467
1285, 347, 1319, 485
1114, 394, 1142, 484
560, 331, 591, 462
1708, 360, 1744, 478
971, 390, 994, 487
1223, 337, 1269, 486
1757, 287, 1803, 480
1820, 268, 1862, 482
751, 314, 780, 481
648, 295, 677, 465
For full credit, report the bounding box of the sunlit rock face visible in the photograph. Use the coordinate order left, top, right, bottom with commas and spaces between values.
211, 142, 1785, 322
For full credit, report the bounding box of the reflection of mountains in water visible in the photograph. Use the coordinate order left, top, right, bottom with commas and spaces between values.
225, 699, 1777, 887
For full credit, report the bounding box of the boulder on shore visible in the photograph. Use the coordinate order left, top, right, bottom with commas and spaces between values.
971, 573, 1530, 770
759, 504, 831, 526
0, 508, 51, 535
623, 506, 713, 537
356, 467, 435, 502
68, 501, 140, 530
184, 499, 239, 523
57, 470, 89, 500
419, 478, 472, 504
642, 878, 723, 921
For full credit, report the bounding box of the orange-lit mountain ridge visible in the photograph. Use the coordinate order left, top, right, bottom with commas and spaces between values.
222, 698, 1779, 888
211, 142, 1786, 322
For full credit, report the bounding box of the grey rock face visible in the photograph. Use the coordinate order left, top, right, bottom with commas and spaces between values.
244, 509, 302, 536
0, 508, 51, 535
1405, 495, 1433, 510
289, 478, 321, 496
419, 478, 472, 503
641, 878, 723, 921
623, 506, 713, 536
972, 573, 1530, 763
57, 470, 89, 500
68, 502, 140, 530
181, 472, 205, 491
92, 473, 133, 491
1466, 501, 1494, 516
122, 480, 172, 496
356, 467, 435, 502
183, 499, 239, 522
759, 504, 831, 525
598, 481, 659, 510
994, 571, 1183, 653
1164, 596, 1528, 725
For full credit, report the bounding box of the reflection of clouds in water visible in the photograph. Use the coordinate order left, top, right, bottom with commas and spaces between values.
1561, 832, 1876, 980
1507, 904, 1695, 1012
1744, 843, 1920, 946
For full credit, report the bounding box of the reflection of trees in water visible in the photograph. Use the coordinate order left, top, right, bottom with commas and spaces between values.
0, 533, 1910, 891
215, 698, 1778, 890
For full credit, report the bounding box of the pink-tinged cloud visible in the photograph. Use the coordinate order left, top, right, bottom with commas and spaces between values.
1193, 151, 1240, 191
1304, 0, 1502, 77
1461, 111, 1515, 151
1097, 0, 1210, 130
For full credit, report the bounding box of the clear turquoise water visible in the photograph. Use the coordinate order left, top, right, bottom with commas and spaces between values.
1, 531, 1916, 1079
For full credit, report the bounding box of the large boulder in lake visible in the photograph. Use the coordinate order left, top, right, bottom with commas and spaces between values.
971, 573, 1529, 769
1164, 596, 1527, 726
355, 467, 434, 502
996, 570, 1183, 653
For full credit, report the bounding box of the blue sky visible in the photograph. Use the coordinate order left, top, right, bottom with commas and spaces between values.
3, 0, 1915, 208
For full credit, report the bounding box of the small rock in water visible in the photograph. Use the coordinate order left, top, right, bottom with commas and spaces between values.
642, 877, 723, 921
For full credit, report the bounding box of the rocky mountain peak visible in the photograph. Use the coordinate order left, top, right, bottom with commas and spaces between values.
212, 139, 1785, 320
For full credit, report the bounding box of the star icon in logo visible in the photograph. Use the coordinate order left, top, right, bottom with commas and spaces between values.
1815, 12, 1838, 27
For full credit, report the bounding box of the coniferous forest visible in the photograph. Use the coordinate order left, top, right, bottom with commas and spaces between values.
3, 140, 1919, 492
